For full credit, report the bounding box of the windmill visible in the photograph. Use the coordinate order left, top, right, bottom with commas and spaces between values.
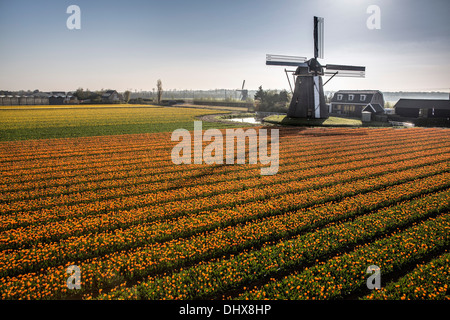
266, 16, 366, 119
236, 80, 249, 101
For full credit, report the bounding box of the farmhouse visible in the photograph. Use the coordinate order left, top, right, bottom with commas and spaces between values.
394, 99, 450, 118
64, 93, 79, 104
102, 90, 123, 103
330, 90, 385, 118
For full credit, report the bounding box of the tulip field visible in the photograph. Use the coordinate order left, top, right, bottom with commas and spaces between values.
0, 118, 449, 300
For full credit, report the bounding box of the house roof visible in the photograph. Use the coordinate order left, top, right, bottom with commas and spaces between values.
331, 90, 381, 104
51, 92, 66, 97
334, 90, 381, 95
361, 103, 385, 113
33, 93, 51, 98
370, 103, 384, 113
394, 99, 450, 110
102, 90, 117, 97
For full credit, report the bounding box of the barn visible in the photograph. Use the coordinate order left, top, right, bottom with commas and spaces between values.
1, 91, 52, 105
330, 90, 385, 118
18, 96, 27, 105
34, 92, 50, 105
34, 96, 49, 105
49, 95, 65, 105
26, 96, 35, 105
49, 92, 66, 105
2, 96, 12, 105
11, 95, 19, 105
394, 99, 450, 118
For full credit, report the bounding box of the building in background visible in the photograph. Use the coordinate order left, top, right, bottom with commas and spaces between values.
102, 90, 123, 104
49, 92, 66, 105
394, 99, 450, 118
330, 90, 385, 118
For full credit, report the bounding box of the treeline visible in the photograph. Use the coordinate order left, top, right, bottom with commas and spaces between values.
73, 88, 103, 102
254, 86, 290, 113
73, 88, 131, 103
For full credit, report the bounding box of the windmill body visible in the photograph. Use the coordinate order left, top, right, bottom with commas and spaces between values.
288, 58, 327, 118
266, 16, 366, 119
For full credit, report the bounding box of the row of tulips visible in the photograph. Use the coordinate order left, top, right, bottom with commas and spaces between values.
2, 127, 442, 190
363, 252, 449, 300
2, 170, 449, 280
2, 141, 448, 231
2, 126, 445, 185
0, 126, 411, 162
0, 128, 336, 174
1, 158, 448, 251
1, 181, 448, 300
3, 126, 446, 173
2, 139, 448, 216
1, 127, 449, 301
91, 190, 450, 300
236, 213, 450, 300
0, 131, 173, 162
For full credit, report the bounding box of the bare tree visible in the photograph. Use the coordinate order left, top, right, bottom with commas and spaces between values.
157, 79, 163, 105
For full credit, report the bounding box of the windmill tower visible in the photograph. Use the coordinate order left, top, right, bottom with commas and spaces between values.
266, 16, 366, 119
236, 80, 249, 101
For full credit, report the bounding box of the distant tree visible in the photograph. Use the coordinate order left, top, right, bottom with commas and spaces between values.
254, 86, 266, 102
88, 89, 103, 103
123, 90, 131, 103
278, 89, 290, 104
74, 88, 99, 101
156, 79, 163, 105
74, 88, 82, 99
254, 86, 290, 112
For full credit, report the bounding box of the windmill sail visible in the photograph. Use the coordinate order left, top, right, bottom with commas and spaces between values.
324, 64, 366, 77
314, 16, 324, 59
266, 54, 307, 67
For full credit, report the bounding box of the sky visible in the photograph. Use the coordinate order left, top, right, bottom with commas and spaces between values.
0, 0, 449, 93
